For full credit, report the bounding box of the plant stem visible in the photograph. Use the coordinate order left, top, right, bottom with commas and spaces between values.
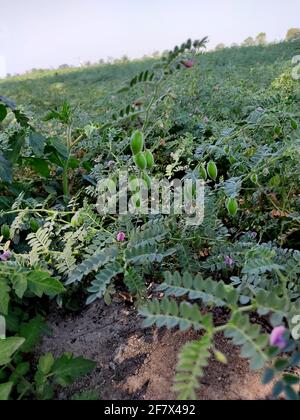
62, 166, 69, 202
3, 209, 75, 216
8, 363, 35, 399
62, 124, 73, 203
142, 78, 162, 134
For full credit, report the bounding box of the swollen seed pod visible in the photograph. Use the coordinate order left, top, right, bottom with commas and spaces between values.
1, 224, 10, 239
70, 212, 84, 228
134, 152, 147, 171
129, 175, 140, 192
226, 197, 239, 217
145, 150, 155, 170
250, 173, 258, 184
207, 161, 218, 181
185, 183, 193, 201
274, 126, 281, 136
199, 163, 207, 180
141, 172, 152, 189
29, 219, 40, 233
130, 130, 144, 155
291, 119, 298, 130
192, 182, 197, 196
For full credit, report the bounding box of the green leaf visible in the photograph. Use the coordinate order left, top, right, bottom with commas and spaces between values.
13, 110, 30, 127
19, 316, 49, 353
0, 337, 25, 365
0, 279, 10, 315
87, 262, 123, 304
124, 267, 147, 301
6, 131, 26, 164
0, 382, 13, 400
255, 290, 290, 317
157, 271, 239, 307
223, 177, 242, 198
5, 311, 20, 334
284, 385, 299, 400
125, 243, 163, 264
290, 352, 300, 366
29, 132, 46, 157
48, 137, 69, 159
140, 298, 209, 331
15, 362, 30, 376
27, 271, 66, 297
24, 158, 50, 177
10, 362, 30, 386
291, 119, 298, 130
11, 273, 28, 299
242, 247, 284, 276
52, 354, 96, 386
0, 155, 12, 183
0, 104, 7, 122
38, 353, 55, 375
67, 246, 119, 285
44, 109, 61, 122
282, 374, 299, 386
225, 312, 269, 370
128, 219, 168, 248
272, 381, 284, 397
262, 367, 275, 384
35, 379, 54, 400
274, 359, 289, 371
67, 157, 79, 169
174, 334, 213, 400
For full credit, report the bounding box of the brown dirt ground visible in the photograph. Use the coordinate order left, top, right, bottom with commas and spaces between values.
39, 299, 275, 400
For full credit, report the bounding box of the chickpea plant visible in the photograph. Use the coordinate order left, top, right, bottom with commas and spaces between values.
1, 38, 300, 400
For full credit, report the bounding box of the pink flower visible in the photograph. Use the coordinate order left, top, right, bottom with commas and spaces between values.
224, 256, 234, 267
117, 232, 126, 242
270, 326, 287, 350
0, 251, 12, 262
181, 60, 195, 68
249, 231, 257, 239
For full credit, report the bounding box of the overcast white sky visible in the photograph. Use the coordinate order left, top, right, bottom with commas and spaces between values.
1, 0, 300, 76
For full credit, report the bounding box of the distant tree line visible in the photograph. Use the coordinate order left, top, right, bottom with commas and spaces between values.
214, 27, 300, 51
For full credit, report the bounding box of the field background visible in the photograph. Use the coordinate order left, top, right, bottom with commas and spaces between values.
1, 41, 299, 124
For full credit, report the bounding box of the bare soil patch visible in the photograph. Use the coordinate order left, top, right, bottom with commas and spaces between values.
39, 299, 274, 400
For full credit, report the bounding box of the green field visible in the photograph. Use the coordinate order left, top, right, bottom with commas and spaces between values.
1, 41, 299, 120
1, 40, 300, 400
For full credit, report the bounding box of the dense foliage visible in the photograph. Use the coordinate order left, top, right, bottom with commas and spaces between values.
0, 38, 300, 400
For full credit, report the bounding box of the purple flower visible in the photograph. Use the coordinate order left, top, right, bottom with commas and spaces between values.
203, 116, 209, 124
0, 251, 12, 262
270, 326, 288, 350
249, 231, 257, 239
181, 60, 195, 68
107, 160, 115, 170
117, 232, 126, 242
224, 255, 234, 267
